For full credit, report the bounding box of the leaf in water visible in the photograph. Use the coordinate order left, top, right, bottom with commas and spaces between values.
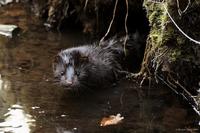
100, 113, 124, 127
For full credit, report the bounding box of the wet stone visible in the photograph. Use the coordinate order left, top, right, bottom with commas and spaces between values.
0, 24, 19, 38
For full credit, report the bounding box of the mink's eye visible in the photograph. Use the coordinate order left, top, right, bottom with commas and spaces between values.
75, 71, 80, 76
61, 71, 65, 76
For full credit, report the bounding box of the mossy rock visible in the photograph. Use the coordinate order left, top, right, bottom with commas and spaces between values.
143, 0, 200, 112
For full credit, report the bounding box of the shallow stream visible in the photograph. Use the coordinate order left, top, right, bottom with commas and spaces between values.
0, 3, 199, 133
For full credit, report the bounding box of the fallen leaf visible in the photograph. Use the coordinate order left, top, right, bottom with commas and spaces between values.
100, 113, 124, 127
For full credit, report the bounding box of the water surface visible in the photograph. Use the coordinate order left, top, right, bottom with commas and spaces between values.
0, 3, 199, 133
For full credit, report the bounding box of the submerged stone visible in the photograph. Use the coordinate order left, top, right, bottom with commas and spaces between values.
0, 24, 19, 38
0, 0, 19, 6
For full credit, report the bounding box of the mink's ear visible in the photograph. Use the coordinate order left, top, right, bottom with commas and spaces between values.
73, 51, 89, 65
53, 55, 62, 64
73, 51, 88, 61
80, 55, 89, 62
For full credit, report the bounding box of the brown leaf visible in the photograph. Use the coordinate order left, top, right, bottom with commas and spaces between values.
100, 113, 124, 127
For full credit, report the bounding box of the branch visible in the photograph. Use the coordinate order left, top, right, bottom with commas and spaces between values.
84, 0, 89, 11
123, 0, 129, 56
99, 0, 118, 45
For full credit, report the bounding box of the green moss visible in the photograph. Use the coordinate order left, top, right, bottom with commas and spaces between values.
170, 49, 181, 62
176, 36, 186, 45
143, 1, 169, 49
143, 1, 183, 62
143, 0, 200, 109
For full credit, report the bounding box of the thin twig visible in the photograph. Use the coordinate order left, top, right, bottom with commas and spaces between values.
120, 92, 124, 107
175, 80, 193, 99
123, 0, 129, 56
99, 0, 118, 45
149, 0, 200, 45
166, 76, 177, 88
165, 73, 199, 115
151, 48, 168, 62
156, 75, 179, 94
176, 0, 191, 16
163, 3, 200, 45
84, 0, 89, 11
169, 74, 193, 99
149, 0, 164, 4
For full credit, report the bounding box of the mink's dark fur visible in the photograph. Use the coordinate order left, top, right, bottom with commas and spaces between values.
53, 34, 143, 91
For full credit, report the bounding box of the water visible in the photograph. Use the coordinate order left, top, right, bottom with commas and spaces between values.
0, 3, 199, 133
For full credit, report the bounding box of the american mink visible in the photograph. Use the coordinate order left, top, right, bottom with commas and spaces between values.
53, 34, 143, 90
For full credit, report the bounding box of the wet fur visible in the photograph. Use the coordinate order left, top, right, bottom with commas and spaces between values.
53, 34, 142, 91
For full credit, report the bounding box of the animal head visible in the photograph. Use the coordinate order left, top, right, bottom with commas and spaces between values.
53, 49, 89, 89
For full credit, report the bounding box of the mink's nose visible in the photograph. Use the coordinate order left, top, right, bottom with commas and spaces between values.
66, 80, 73, 85
62, 80, 73, 87
65, 66, 74, 86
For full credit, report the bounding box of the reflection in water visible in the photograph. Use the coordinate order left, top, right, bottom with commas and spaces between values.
56, 127, 75, 133
0, 75, 3, 90
0, 74, 10, 91
0, 104, 35, 133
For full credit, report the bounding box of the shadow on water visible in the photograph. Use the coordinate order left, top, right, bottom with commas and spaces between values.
0, 3, 199, 133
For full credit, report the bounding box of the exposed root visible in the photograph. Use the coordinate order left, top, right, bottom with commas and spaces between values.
126, 38, 153, 82
176, 0, 191, 16
156, 74, 179, 94
84, 0, 89, 11
157, 72, 200, 115
120, 92, 125, 107
123, 0, 129, 56
99, 0, 118, 45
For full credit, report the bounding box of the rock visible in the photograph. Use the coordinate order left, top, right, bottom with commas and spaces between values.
0, 24, 20, 37
0, 0, 20, 6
